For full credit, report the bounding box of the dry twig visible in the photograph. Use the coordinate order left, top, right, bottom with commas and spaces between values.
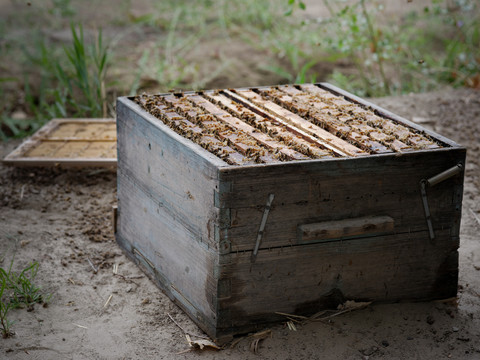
73, 323, 88, 329
104, 294, 113, 308
19, 184, 26, 201
86, 257, 98, 274
167, 313, 210, 340
114, 273, 143, 281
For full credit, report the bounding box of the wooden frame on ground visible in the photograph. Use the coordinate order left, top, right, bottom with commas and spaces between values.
2, 118, 116, 168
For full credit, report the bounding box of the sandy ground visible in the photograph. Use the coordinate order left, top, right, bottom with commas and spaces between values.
0, 87, 479, 360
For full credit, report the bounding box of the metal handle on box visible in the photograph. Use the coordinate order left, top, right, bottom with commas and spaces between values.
420, 163, 463, 241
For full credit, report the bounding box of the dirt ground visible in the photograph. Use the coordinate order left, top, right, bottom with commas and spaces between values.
0, 87, 479, 360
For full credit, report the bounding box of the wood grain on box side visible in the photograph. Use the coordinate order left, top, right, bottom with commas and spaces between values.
116, 98, 227, 248
116, 98, 232, 338
215, 228, 457, 333
216, 148, 465, 252
116, 173, 219, 335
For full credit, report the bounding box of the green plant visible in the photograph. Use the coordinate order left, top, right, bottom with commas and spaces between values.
319, 0, 395, 96
128, 0, 282, 32
255, 3, 321, 84
0, 274, 14, 338
284, 0, 306, 16
0, 250, 51, 338
317, 0, 480, 96
56, 23, 110, 117
437, 1, 480, 87
23, 22, 111, 127
4, 261, 48, 309
129, 9, 199, 93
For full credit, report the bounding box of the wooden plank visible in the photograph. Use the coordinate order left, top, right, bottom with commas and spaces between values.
206, 92, 332, 159
298, 215, 395, 244
48, 121, 116, 139
116, 172, 218, 337
217, 148, 466, 251
232, 89, 366, 157
216, 228, 458, 330
187, 94, 309, 161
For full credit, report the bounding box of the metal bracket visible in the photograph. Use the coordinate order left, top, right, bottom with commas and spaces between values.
251, 193, 275, 263
420, 163, 463, 240
420, 180, 435, 240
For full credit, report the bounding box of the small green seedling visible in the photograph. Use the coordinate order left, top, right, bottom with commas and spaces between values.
0, 255, 51, 338
5, 261, 49, 309
0, 271, 15, 338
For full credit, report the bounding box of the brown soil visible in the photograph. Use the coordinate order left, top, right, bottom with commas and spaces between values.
1, 87, 479, 359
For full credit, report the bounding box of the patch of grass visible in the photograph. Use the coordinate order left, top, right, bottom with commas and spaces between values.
26, 23, 110, 120
438, 1, 480, 87
4, 261, 49, 309
128, 0, 283, 32
0, 253, 51, 338
4, 22, 113, 139
61, 23, 110, 117
0, 275, 15, 338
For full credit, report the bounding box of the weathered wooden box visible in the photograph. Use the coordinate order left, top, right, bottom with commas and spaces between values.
115, 83, 465, 343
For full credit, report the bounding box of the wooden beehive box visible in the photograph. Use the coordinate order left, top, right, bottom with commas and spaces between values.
115, 83, 465, 344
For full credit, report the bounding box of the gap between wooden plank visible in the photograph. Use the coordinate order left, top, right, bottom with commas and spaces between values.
223, 227, 440, 254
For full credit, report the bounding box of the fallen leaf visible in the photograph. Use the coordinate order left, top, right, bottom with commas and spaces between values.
185, 334, 220, 351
